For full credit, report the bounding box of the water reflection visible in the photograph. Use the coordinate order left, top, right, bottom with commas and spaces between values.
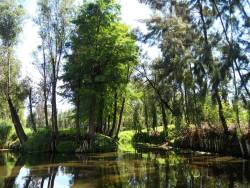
0, 151, 250, 188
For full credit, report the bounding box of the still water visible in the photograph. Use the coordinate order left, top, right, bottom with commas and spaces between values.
0, 151, 250, 188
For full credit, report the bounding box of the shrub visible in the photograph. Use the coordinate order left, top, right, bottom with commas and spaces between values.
132, 131, 166, 145
0, 120, 13, 148
133, 132, 150, 143
59, 128, 77, 141
23, 129, 52, 153
91, 134, 118, 152
56, 141, 78, 153
118, 130, 135, 152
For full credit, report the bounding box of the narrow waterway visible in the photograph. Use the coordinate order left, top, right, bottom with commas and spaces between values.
0, 151, 250, 187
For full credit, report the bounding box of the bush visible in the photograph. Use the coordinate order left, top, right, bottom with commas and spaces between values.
0, 120, 13, 148
133, 132, 150, 143
118, 130, 135, 152
59, 128, 77, 141
133, 131, 166, 145
23, 129, 52, 153
91, 134, 118, 152
56, 141, 78, 153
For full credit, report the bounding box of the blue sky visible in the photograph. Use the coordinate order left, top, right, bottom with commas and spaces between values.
17, 0, 160, 112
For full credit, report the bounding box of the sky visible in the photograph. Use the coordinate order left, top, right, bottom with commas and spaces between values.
16, 0, 161, 113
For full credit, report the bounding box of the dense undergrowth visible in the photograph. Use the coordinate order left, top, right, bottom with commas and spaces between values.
118, 124, 250, 158
0, 120, 32, 150
23, 129, 118, 153
0, 120, 117, 153
118, 130, 135, 152
2, 118, 250, 158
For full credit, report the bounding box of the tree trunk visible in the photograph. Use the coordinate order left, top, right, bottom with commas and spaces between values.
102, 117, 107, 134
198, 0, 228, 135
7, 97, 27, 145
51, 63, 58, 135
88, 95, 96, 138
115, 97, 125, 138
248, 106, 250, 134
143, 92, 149, 133
29, 88, 36, 132
106, 115, 111, 135
160, 101, 168, 135
97, 98, 104, 133
75, 93, 81, 139
42, 43, 49, 129
109, 92, 117, 137
44, 96, 49, 129
151, 99, 157, 131
215, 91, 228, 135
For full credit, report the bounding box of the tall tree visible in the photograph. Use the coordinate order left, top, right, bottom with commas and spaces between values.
0, 0, 27, 144
63, 0, 138, 138
36, 0, 74, 135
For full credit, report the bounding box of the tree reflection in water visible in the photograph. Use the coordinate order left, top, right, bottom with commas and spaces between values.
0, 151, 250, 188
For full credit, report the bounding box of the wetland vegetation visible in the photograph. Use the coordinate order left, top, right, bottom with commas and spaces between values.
0, 0, 250, 187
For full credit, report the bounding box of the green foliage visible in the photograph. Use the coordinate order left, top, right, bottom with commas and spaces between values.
62, 0, 138, 136
0, 1, 24, 46
132, 131, 166, 145
22, 129, 118, 153
56, 141, 77, 153
135, 0, 250, 137
0, 120, 12, 147
0, 120, 31, 149
59, 128, 77, 136
91, 134, 118, 152
22, 129, 52, 153
133, 103, 141, 132
118, 130, 135, 152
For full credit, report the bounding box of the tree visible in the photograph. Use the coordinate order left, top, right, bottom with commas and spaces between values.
137, 0, 250, 135
0, 1, 27, 145
36, 0, 75, 136
28, 86, 37, 132
63, 0, 138, 139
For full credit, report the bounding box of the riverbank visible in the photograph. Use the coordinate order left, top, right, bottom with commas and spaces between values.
118, 126, 250, 159
1, 124, 250, 158
174, 127, 250, 158
0, 127, 118, 153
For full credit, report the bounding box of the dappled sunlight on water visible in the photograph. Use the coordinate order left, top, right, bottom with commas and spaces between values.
0, 151, 250, 187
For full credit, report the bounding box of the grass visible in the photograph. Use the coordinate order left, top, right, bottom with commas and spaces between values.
118, 130, 136, 152
118, 127, 166, 152
118, 125, 177, 152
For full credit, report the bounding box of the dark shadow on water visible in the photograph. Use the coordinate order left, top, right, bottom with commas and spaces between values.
0, 151, 250, 187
